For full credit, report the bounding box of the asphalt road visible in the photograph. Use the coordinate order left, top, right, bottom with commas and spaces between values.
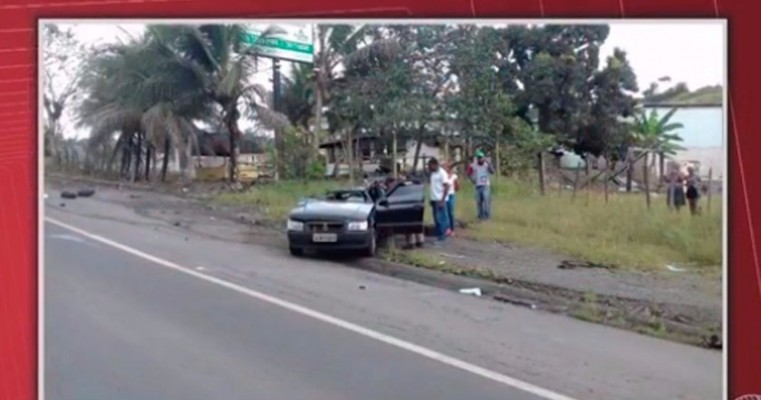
44, 192, 723, 400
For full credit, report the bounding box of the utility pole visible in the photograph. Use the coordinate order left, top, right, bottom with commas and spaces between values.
272, 58, 283, 180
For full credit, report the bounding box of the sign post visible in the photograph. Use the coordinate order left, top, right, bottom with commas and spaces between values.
241, 24, 314, 181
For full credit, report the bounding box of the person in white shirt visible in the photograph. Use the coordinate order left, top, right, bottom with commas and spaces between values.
427, 158, 450, 242
445, 163, 459, 236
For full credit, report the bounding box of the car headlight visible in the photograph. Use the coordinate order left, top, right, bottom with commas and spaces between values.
347, 221, 369, 231
287, 219, 304, 231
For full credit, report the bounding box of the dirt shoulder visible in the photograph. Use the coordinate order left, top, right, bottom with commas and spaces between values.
45, 173, 722, 350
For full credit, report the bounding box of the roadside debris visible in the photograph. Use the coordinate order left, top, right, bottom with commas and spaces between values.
703, 334, 722, 350
77, 188, 95, 198
493, 294, 537, 309
358, 285, 366, 290
459, 287, 482, 297
60, 191, 77, 199
441, 253, 465, 259
666, 264, 686, 272
558, 260, 613, 270
59, 203, 66, 207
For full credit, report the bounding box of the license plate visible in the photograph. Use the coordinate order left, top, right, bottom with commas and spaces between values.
312, 233, 338, 243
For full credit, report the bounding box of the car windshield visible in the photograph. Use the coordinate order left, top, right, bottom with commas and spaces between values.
325, 190, 366, 203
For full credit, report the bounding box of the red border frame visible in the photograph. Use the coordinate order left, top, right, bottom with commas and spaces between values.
1, 0, 757, 399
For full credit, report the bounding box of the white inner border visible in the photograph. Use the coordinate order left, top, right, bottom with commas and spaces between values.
37, 17, 730, 400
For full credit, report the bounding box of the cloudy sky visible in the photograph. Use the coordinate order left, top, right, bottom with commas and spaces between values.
48, 20, 725, 139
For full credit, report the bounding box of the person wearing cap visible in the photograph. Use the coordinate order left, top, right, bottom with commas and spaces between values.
466, 149, 495, 220
427, 157, 451, 243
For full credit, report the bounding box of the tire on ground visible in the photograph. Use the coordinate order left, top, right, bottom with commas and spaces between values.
77, 188, 95, 197
60, 191, 78, 199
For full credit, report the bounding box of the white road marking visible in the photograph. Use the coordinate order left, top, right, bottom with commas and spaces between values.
45, 216, 577, 400
48, 233, 100, 248
49, 233, 87, 243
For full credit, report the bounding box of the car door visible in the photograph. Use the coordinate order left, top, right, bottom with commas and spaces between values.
375, 181, 425, 233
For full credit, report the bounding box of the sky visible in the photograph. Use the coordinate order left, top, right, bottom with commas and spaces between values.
48, 21, 725, 139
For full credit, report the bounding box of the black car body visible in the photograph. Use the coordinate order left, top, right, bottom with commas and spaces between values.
286, 181, 425, 257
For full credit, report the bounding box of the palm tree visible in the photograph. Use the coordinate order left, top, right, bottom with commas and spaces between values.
142, 24, 290, 182
281, 62, 316, 131
76, 33, 212, 183
629, 107, 686, 178
630, 107, 686, 155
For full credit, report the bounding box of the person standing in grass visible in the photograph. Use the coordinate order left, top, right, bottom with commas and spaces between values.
467, 149, 494, 220
664, 162, 686, 212
445, 162, 459, 236
428, 158, 450, 244
685, 166, 702, 216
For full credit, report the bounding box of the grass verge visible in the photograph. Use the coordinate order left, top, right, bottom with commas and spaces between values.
213, 178, 722, 274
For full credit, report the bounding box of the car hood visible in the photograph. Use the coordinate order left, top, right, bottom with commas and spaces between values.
289, 199, 374, 221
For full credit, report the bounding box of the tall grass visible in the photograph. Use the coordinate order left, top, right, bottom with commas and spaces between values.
214, 177, 723, 273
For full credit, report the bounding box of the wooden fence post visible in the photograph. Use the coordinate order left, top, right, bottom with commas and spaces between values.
643, 152, 651, 209
707, 167, 713, 213
626, 158, 633, 193
585, 156, 591, 206
604, 166, 609, 204
538, 151, 546, 196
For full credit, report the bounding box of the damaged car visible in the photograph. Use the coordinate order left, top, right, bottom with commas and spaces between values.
286, 180, 425, 257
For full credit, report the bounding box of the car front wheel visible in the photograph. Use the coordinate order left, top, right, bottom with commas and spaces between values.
289, 246, 304, 257
363, 228, 377, 257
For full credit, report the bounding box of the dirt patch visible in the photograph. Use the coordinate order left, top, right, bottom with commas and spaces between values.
45, 173, 722, 350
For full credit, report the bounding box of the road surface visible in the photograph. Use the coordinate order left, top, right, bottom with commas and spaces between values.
44, 193, 722, 400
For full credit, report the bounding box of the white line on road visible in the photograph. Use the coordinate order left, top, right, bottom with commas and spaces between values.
45, 217, 578, 400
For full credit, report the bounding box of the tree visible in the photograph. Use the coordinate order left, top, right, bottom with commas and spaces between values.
281, 62, 315, 131
630, 107, 686, 156
384, 25, 458, 172
448, 25, 516, 164
577, 48, 639, 158
42, 25, 85, 165
143, 24, 290, 182
76, 32, 213, 182
498, 24, 637, 157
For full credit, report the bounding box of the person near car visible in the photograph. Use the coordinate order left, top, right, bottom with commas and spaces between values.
428, 158, 450, 243
466, 149, 494, 220
685, 166, 702, 216
445, 163, 459, 236
663, 162, 686, 212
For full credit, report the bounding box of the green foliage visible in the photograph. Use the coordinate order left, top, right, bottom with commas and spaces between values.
265, 126, 324, 180
73, 22, 646, 180
630, 107, 686, 155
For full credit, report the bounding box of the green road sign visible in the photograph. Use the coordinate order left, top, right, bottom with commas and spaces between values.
242, 25, 314, 64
